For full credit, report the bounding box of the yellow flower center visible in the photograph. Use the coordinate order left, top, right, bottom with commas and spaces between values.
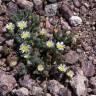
37, 64, 44, 72
46, 40, 54, 48
56, 42, 65, 50
58, 64, 67, 72
21, 31, 30, 39
6, 23, 15, 32
17, 21, 27, 30
20, 44, 30, 53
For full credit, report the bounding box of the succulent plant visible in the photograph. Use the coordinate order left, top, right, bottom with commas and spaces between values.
5, 9, 74, 79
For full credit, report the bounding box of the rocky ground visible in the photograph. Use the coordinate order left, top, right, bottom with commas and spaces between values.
0, 0, 96, 96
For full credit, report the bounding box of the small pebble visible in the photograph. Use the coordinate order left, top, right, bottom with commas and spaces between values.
73, 0, 81, 8
77, 48, 82, 53
69, 16, 82, 26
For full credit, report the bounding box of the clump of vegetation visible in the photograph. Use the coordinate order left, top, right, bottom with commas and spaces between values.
5, 10, 74, 79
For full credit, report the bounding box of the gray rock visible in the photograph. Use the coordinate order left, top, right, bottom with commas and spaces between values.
0, 36, 5, 44
16, 0, 33, 11
0, 21, 3, 32
82, 61, 95, 77
0, 4, 6, 15
93, 58, 96, 64
19, 75, 36, 89
0, 46, 3, 52
90, 77, 96, 88
45, 3, 58, 17
47, 93, 51, 96
0, 54, 2, 58
73, 0, 81, 8
48, 0, 57, 3
19, 75, 43, 96
30, 86, 43, 96
61, 20, 71, 30
33, 0, 42, 6
48, 80, 64, 95
92, 88, 96, 95
59, 88, 72, 96
7, 2, 18, 14
0, 71, 17, 95
41, 81, 47, 89
33, 0, 44, 15
0, 0, 2, 4
6, 39, 14, 47
60, 3, 73, 20
49, 17, 59, 26
83, 3, 90, 8
0, 58, 6, 67
76, 48, 83, 53
69, 16, 82, 26
70, 69, 87, 96
80, 6, 87, 15
90, 95, 96, 96
12, 87, 29, 96
64, 50, 79, 64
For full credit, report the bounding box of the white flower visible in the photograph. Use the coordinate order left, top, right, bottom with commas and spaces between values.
58, 64, 67, 72
6, 22, 15, 32
19, 43, 31, 53
21, 31, 30, 39
17, 21, 27, 30
46, 40, 54, 48
56, 42, 65, 50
